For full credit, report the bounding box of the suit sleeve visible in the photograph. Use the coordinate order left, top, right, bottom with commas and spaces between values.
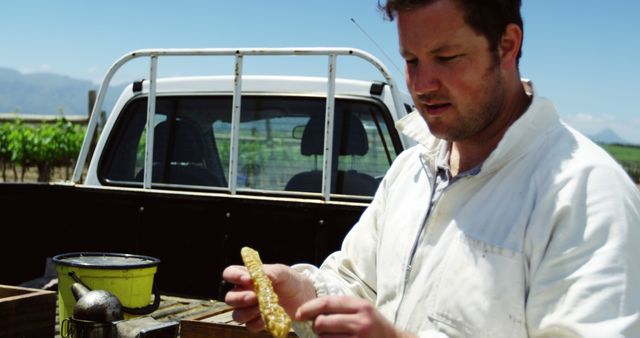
525, 162, 640, 337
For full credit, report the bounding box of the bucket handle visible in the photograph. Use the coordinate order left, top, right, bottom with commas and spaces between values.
61, 318, 70, 338
68, 271, 161, 315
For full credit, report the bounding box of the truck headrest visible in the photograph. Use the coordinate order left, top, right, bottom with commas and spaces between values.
300, 113, 369, 156
154, 118, 206, 164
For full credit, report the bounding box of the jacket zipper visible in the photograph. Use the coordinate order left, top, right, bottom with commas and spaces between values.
393, 155, 438, 324
393, 155, 471, 324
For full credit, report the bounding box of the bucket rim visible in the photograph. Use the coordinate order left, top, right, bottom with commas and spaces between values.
52, 252, 160, 269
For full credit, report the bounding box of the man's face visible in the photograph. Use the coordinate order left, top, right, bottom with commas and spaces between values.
398, 0, 507, 142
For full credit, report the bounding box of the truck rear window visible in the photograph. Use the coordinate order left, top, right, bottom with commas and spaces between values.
98, 95, 399, 198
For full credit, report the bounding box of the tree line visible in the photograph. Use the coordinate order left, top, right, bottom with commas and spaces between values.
0, 117, 85, 182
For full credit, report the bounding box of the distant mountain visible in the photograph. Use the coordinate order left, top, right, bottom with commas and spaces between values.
589, 128, 629, 145
0, 67, 124, 116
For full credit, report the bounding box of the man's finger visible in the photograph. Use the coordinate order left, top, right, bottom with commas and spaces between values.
244, 315, 266, 332
312, 313, 358, 336
231, 304, 262, 324
224, 288, 257, 307
295, 296, 359, 320
222, 265, 252, 285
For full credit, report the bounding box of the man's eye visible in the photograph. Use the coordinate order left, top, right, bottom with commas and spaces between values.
405, 59, 418, 66
437, 55, 460, 62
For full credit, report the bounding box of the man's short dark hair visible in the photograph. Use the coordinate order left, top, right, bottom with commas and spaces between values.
380, 0, 524, 62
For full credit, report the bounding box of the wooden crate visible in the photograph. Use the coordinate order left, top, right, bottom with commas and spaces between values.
180, 308, 297, 338
0, 284, 56, 338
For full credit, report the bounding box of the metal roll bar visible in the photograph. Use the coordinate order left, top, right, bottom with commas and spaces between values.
72, 47, 406, 201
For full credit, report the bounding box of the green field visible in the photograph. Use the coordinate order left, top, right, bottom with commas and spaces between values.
602, 144, 640, 163
601, 143, 640, 184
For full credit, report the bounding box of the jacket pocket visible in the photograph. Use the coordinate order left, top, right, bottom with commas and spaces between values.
428, 232, 527, 338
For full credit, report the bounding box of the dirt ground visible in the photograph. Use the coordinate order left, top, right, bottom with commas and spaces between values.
0, 165, 76, 183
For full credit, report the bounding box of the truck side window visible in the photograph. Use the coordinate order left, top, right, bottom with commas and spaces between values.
212, 97, 325, 192
213, 97, 397, 196
283, 100, 397, 196
99, 96, 230, 188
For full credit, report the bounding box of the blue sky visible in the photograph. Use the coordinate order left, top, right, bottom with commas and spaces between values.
1, 1, 639, 143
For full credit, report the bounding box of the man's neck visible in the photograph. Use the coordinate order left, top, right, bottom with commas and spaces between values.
449, 83, 531, 176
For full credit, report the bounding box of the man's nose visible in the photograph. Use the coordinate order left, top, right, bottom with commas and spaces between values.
410, 62, 441, 94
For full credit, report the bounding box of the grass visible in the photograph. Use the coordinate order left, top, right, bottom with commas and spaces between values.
601, 144, 640, 163
600, 143, 640, 184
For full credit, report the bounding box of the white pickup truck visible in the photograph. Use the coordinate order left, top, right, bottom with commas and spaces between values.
1, 47, 415, 299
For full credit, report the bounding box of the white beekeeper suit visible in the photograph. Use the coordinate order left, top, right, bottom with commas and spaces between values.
294, 88, 640, 337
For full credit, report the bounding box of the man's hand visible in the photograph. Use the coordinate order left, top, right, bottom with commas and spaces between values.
223, 263, 316, 332
295, 295, 416, 338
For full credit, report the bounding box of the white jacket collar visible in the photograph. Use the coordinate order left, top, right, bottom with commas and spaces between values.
395, 83, 561, 174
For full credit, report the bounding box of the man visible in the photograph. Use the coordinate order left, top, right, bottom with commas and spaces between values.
224, 0, 640, 336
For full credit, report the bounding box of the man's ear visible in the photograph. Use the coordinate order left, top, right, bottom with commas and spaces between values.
499, 23, 523, 69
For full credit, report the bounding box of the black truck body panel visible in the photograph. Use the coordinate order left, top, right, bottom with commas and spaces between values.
0, 183, 365, 299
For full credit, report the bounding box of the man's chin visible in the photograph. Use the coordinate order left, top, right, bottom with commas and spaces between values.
426, 128, 452, 141
423, 119, 450, 140
427, 125, 466, 142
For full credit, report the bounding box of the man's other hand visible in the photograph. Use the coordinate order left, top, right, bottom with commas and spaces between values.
296, 295, 416, 338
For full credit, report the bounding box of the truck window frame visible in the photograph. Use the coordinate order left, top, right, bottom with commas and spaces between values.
97, 94, 403, 201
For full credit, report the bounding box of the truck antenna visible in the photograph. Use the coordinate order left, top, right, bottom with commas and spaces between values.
350, 17, 403, 75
